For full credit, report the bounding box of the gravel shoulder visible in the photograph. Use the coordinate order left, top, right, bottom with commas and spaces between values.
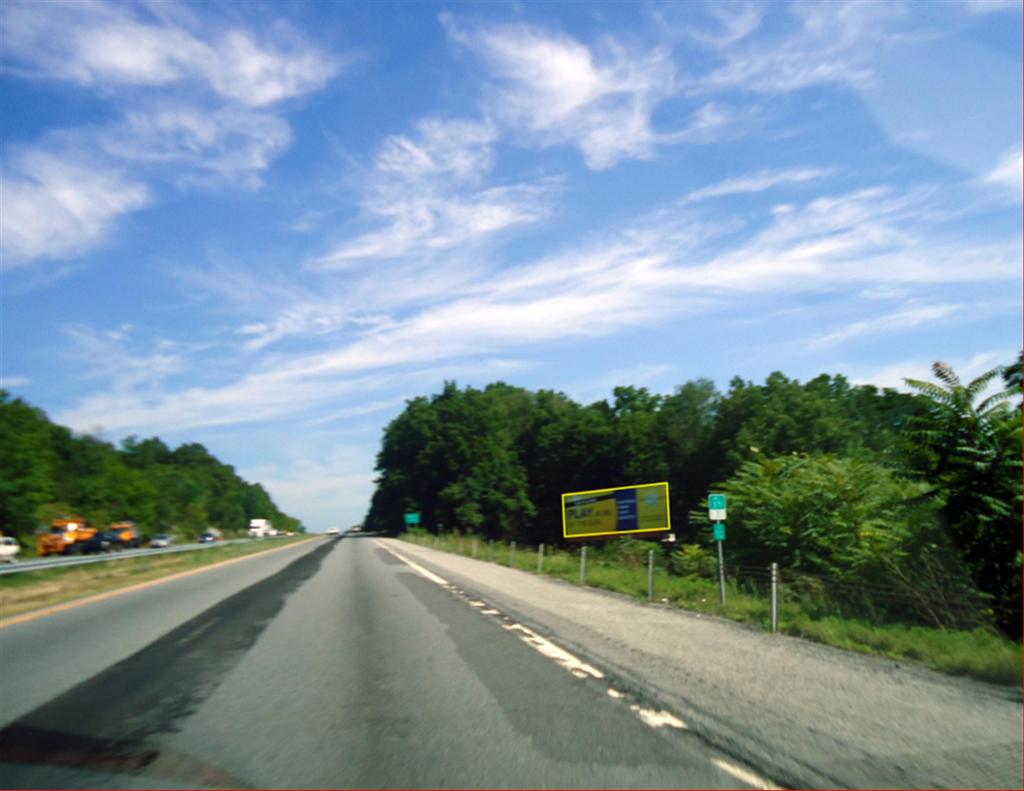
386, 538, 1023, 790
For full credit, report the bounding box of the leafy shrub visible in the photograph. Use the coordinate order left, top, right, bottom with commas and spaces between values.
668, 544, 716, 577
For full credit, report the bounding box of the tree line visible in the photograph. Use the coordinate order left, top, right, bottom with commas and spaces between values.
0, 391, 302, 541
366, 357, 1022, 635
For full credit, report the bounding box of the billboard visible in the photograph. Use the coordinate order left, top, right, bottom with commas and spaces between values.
561, 482, 671, 539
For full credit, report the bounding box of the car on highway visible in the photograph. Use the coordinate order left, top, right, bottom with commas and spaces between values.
81, 531, 117, 554
0, 535, 20, 563
149, 534, 174, 548
325, 527, 340, 536
197, 529, 223, 543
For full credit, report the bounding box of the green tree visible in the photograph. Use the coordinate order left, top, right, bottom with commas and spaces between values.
0, 392, 57, 538
699, 453, 942, 580
905, 361, 1023, 628
658, 379, 720, 540
1002, 351, 1022, 398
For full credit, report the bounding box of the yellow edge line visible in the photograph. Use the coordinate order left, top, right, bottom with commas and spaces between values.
0, 538, 320, 630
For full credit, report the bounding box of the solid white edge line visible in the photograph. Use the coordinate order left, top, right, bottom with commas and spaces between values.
376, 541, 450, 586
712, 758, 781, 790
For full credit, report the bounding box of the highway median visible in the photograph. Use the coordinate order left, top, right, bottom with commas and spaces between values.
0, 536, 317, 623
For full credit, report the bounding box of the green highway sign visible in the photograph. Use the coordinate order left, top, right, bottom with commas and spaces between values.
708, 493, 727, 521
404, 512, 421, 525
713, 522, 726, 542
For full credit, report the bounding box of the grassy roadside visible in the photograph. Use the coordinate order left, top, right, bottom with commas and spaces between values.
401, 532, 1022, 686
0, 536, 317, 620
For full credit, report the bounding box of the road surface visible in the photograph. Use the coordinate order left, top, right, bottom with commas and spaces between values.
0, 535, 768, 789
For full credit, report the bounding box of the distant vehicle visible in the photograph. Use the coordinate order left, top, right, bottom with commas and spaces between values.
0, 535, 20, 563
198, 528, 223, 543
110, 521, 142, 548
248, 518, 274, 538
325, 527, 340, 536
81, 531, 117, 555
37, 517, 97, 557
150, 534, 174, 548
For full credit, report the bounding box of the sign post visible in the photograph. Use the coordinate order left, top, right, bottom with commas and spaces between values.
403, 512, 420, 529
709, 494, 727, 605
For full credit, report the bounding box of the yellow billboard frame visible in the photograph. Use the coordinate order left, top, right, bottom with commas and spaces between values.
561, 481, 671, 539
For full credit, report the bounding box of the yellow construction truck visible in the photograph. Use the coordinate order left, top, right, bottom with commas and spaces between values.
110, 521, 142, 548
37, 517, 97, 556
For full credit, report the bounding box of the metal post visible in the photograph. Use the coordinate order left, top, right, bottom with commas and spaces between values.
771, 562, 779, 633
538, 543, 545, 572
716, 540, 726, 605
509, 541, 516, 567
488, 540, 493, 561
471, 538, 477, 559
647, 550, 655, 601
580, 546, 587, 585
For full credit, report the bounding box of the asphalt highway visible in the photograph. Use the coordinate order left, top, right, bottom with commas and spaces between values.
0, 535, 764, 789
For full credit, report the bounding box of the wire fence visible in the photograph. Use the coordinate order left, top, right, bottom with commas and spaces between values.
403, 530, 1022, 638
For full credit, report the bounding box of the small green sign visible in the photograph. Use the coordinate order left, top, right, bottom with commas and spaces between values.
709, 494, 727, 510
713, 522, 726, 541
404, 512, 421, 525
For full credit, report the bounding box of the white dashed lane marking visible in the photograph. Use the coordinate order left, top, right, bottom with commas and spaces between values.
377, 540, 782, 789
500, 622, 604, 679
630, 705, 687, 729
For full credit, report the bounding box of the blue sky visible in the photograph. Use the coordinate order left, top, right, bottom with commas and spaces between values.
2, 1, 1021, 532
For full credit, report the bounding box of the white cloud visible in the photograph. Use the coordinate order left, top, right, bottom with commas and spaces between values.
982, 146, 1022, 201
108, 106, 292, 189
962, 0, 1021, 14
53, 181, 1019, 436
2, 0, 345, 267
51, 351, 533, 437
444, 16, 685, 169
304, 397, 412, 427
63, 324, 189, 391
687, 4, 764, 48
1, 376, 31, 388
688, 1, 900, 95
315, 118, 557, 268
684, 167, 834, 203
810, 303, 962, 348
840, 351, 1014, 392
566, 363, 676, 405
374, 117, 497, 182
286, 186, 1020, 386
685, 187, 1019, 291
1, 0, 340, 106
0, 149, 149, 267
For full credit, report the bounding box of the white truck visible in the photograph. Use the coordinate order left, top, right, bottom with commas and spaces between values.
0, 535, 20, 563
248, 518, 275, 538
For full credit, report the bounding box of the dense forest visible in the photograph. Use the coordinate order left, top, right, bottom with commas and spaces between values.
0, 391, 302, 542
366, 358, 1022, 634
